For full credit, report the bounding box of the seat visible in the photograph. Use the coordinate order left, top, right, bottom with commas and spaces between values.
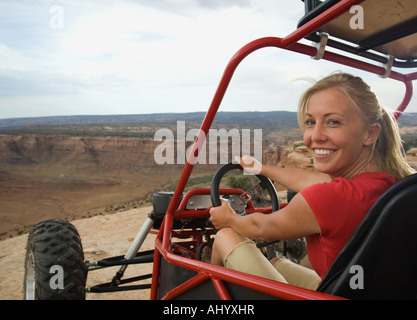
317, 173, 417, 299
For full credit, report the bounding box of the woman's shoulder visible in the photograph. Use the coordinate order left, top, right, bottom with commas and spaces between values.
342, 171, 395, 182
334, 171, 396, 188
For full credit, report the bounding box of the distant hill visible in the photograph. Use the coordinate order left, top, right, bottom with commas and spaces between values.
0, 111, 298, 130
1, 110, 416, 129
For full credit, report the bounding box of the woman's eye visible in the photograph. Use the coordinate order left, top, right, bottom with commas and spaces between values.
304, 119, 315, 126
328, 120, 341, 125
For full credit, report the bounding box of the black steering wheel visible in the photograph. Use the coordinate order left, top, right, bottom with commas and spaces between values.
210, 162, 279, 213
208, 163, 307, 264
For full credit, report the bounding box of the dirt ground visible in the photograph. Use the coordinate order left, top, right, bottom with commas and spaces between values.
0, 207, 156, 300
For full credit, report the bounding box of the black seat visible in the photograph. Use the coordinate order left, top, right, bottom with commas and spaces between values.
317, 173, 417, 299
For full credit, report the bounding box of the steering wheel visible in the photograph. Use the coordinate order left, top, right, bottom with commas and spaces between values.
208, 162, 307, 264
210, 162, 279, 213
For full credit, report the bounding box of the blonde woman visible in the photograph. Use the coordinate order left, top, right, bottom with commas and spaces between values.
208, 72, 415, 290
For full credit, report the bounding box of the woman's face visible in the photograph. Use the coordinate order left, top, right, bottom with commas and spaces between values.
303, 87, 376, 179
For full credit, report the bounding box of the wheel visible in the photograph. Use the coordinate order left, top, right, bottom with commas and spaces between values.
210, 162, 279, 212
24, 219, 88, 300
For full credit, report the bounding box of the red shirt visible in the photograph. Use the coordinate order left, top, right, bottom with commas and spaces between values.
300, 172, 396, 279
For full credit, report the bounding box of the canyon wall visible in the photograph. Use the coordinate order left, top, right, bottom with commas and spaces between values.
0, 134, 301, 173
0, 134, 162, 172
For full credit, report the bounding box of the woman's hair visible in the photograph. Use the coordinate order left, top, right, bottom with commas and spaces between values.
297, 72, 415, 180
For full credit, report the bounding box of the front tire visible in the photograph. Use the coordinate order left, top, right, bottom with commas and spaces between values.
24, 219, 87, 300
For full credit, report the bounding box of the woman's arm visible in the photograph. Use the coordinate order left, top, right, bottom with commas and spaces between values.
261, 165, 330, 193
209, 194, 321, 241
235, 155, 331, 192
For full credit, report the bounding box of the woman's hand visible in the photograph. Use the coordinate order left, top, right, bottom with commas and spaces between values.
209, 200, 236, 230
234, 155, 262, 175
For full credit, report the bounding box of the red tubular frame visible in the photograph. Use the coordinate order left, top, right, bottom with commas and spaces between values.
150, 0, 417, 300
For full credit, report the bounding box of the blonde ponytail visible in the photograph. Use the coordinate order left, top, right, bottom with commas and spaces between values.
372, 107, 415, 180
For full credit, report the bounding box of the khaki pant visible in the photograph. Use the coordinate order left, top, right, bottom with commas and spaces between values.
223, 240, 321, 290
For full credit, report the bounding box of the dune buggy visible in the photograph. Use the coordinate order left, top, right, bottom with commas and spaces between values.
24, 0, 417, 300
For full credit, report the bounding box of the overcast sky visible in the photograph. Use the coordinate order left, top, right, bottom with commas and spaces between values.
1, 0, 416, 119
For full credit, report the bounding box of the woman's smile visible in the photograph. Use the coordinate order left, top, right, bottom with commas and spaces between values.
313, 148, 336, 156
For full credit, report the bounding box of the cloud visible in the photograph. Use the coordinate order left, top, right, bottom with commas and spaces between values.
0, 0, 415, 119
124, 0, 253, 15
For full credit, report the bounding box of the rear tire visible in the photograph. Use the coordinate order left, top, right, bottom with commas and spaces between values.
24, 219, 87, 300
